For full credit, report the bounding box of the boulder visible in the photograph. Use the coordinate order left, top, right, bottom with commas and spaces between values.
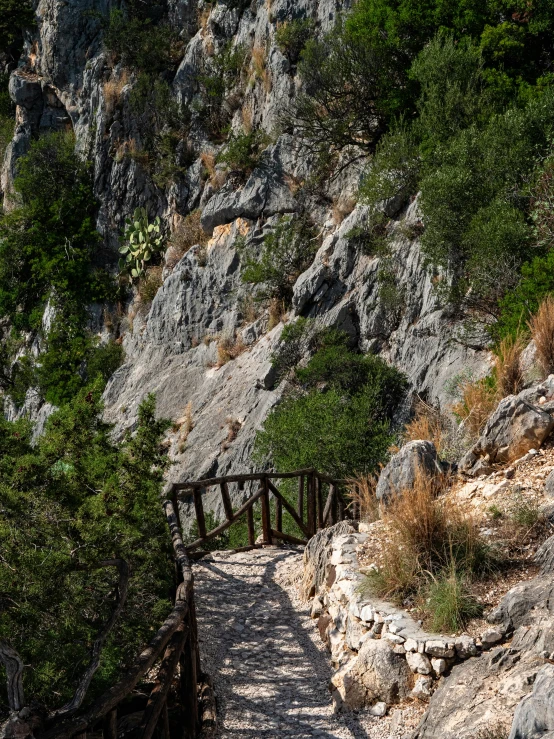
9, 71, 43, 109
376, 440, 444, 503
545, 471, 554, 498
508, 665, 554, 739
460, 395, 554, 476
345, 639, 412, 707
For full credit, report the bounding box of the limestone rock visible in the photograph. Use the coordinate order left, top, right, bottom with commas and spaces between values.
412, 676, 434, 701
508, 664, 554, 739
454, 635, 478, 659
376, 440, 444, 503
545, 470, 554, 498
460, 394, 554, 476
345, 639, 412, 708
406, 651, 432, 675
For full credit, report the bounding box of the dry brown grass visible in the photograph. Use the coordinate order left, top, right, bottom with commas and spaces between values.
165, 211, 208, 271
250, 45, 272, 92
242, 104, 253, 134
404, 398, 446, 454
529, 295, 554, 378
365, 467, 490, 602
493, 334, 525, 397
200, 151, 226, 190
103, 70, 130, 115
176, 402, 194, 453
452, 378, 498, 438
332, 196, 356, 225
138, 266, 163, 303
346, 475, 380, 523
268, 298, 286, 330
199, 5, 212, 35
217, 334, 247, 366
240, 295, 260, 325
222, 416, 242, 450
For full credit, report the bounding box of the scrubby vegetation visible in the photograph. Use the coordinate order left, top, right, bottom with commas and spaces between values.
0, 387, 172, 713
255, 330, 407, 478
288, 0, 554, 336
0, 132, 120, 406
0, 0, 34, 62
363, 467, 493, 631
241, 216, 317, 306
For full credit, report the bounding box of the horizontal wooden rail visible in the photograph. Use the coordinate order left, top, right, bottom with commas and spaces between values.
173, 468, 346, 493
171, 468, 352, 554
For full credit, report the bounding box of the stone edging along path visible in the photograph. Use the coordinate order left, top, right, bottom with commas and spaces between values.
306, 524, 509, 712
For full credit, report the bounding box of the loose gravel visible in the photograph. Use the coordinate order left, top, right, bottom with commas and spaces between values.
193, 546, 423, 739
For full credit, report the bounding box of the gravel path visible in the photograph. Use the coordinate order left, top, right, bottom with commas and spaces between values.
193, 546, 423, 739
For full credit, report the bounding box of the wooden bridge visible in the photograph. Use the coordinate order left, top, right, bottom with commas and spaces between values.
21, 469, 352, 739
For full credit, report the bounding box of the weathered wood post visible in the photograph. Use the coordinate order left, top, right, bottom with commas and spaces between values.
261, 477, 272, 544
297, 475, 304, 523
192, 488, 207, 540
316, 476, 324, 530
247, 503, 255, 546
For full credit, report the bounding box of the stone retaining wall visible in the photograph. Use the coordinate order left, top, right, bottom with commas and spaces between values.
305, 524, 506, 714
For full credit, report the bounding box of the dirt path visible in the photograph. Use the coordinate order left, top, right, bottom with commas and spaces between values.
193, 547, 421, 739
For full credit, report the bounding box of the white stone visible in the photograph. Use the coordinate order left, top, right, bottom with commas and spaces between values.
412, 676, 434, 701
406, 651, 432, 675
404, 638, 418, 652
383, 632, 405, 645
431, 657, 447, 675
311, 596, 323, 618
360, 605, 374, 623
481, 627, 504, 647
369, 701, 387, 717
454, 635, 478, 659
425, 640, 455, 658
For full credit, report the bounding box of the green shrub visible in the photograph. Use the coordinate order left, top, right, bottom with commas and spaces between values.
103, 9, 180, 74
196, 42, 248, 138
0, 0, 34, 59
0, 387, 172, 712
426, 566, 483, 632
241, 216, 317, 305
276, 18, 316, 64
0, 132, 118, 406
255, 335, 407, 478
216, 129, 270, 177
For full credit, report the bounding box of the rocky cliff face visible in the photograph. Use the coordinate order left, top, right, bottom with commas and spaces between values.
1, 0, 490, 495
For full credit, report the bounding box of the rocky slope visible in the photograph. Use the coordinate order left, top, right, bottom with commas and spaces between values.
1, 0, 490, 501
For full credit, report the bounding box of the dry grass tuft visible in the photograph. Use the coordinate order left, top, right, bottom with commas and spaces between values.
452, 377, 497, 438
176, 402, 194, 453
346, 475, 380, 523
268, 298, 286, 331
217, 333, 247, 366
529, 295, 554, 378
165, 211, 208, 271
200, 151, 226, 190
494, 334, 525, 397
404, 398, 446, 454
138, 266, 163, 304
250, 45, 272, 92
103, 70, 130, 115
332, 197, 357, 225
222, 416, 242, 450
364, 466, 492, 612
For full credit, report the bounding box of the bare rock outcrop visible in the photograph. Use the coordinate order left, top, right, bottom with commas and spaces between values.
375, 440, 444, 503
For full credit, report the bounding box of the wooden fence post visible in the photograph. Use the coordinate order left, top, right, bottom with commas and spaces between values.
306, 473, 316, 537
261, 478, 272, 545
220, 482, 234, 522
316, 476, 324, 530
275, 494, 282, 534
297, 475, 304, 523
192, 488, 207, 540
247, 503, 255, 546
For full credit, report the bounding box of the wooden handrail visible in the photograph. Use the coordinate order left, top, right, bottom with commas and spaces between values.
173, 468, 347, 493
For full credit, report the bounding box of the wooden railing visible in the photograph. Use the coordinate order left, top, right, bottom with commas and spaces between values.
17, 469, 348, 739
171, 468, 351, 554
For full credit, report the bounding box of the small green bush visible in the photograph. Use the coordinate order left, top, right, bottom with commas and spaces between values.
196, 42, 248, 138
426, 566, 483, 632
241, 216, 317, 305
119, 207, 164, 282
216, 129, 270, 176
255, 334, 407, 478
0, 0, 34, 59
103, 9, 180, 74
276, 18, 316, 64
